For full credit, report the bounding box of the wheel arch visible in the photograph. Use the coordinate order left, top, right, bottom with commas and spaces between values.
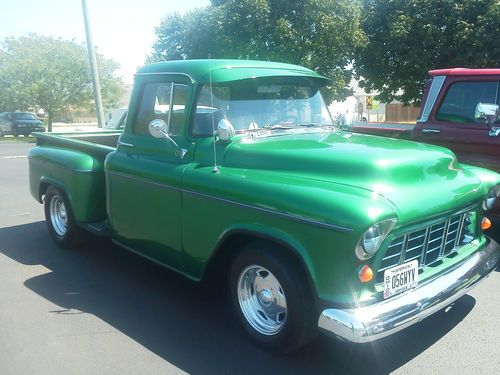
38, 178, 72, 206
203, 225, 319, 301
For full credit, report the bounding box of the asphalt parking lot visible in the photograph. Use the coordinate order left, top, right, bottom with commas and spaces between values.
1, 142, 499, 375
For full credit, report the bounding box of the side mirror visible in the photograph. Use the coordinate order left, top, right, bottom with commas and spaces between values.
217, 119, 235, 141
148, 119, 169, 138
148, 118, 184, 152
475, 102, 499, 131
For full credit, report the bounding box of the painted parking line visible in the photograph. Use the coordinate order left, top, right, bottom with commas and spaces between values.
0, 155, 27, 159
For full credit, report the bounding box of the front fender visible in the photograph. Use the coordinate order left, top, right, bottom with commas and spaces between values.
212, 223, 316, 283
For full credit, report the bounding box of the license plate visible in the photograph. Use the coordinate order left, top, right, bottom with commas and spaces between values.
383, 260, 419, 299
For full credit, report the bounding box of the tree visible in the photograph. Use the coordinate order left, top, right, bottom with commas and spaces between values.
148, 0, 366, 102
0, 35, 125, 131
355, 0, 500, 103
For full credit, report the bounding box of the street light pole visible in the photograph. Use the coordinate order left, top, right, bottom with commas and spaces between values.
82, 0, 105, 128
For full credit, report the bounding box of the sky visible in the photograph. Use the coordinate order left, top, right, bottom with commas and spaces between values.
0, 0, 209, 83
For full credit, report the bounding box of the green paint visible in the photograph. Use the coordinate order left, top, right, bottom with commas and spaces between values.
28, 60, 500, 309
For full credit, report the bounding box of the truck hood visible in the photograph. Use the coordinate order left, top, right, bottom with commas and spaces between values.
223, 131, 491, 224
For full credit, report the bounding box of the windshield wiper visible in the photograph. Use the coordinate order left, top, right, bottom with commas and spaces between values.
263, 124, 295, 130
296, 123, 334, 128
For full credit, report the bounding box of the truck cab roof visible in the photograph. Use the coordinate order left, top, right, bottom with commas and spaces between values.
136, 59, 329, 84
429, 68, 500, 76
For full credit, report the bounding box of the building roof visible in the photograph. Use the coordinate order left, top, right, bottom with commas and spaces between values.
429, 68, 500, 76
136, 59, 329, 84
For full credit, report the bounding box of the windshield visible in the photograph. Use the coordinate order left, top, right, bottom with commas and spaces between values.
192, 78, 333, 136
15, 113, 37, 120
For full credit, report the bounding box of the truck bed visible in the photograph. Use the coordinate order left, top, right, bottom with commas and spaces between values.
28, 131, 122, 224
34, 131, 121, 161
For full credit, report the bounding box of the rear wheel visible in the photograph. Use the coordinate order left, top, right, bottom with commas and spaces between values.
12, 127, 19, 137
44, 186, 85, 248
229, 242, 318, 353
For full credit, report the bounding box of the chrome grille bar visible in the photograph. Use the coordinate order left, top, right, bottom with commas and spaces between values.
438, 219, 451, 258
376, 210, 474, 283
454, 214, 467, 248
398, 234, 410, 263
419, 227, 431, 265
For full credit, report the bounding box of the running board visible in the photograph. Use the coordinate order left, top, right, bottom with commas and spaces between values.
80, 221, 110, 237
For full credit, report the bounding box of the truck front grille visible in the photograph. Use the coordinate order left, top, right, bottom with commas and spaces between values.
376, 210, 475, 283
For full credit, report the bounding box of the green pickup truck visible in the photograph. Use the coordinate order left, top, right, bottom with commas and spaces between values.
28, 60, 500, 353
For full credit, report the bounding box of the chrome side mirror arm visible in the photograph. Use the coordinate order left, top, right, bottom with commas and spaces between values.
148, 119, 183, 156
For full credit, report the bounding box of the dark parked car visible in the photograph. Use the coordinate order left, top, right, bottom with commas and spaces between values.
0, 112, 45, 137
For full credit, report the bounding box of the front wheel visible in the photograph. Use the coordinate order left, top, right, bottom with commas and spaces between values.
229, 242, 318, 353
44, 186, 85, 248
12, 127, 19, 137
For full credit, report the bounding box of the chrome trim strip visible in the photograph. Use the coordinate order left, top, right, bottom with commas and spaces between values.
418, 75, 446, 123
167, 83, 175, 127
108, 171, 182, 192
183, 188, 353, 233
134, 72, 195, 83
318, 240, 499, 343
108, 171, 353, 233
118, 141, 135, 147
421, 129, 441, 134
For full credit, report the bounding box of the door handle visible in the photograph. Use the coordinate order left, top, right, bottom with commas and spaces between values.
118, 141, 135, 147
421, 129, 441, 134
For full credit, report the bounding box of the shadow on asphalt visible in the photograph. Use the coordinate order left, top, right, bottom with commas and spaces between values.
0, 222, 477, 375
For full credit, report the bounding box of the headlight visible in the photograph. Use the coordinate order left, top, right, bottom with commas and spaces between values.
482, 185, 500, 211
356, 218, 397, 260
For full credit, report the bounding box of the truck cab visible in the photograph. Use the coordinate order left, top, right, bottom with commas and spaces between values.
412, 68, 500, 173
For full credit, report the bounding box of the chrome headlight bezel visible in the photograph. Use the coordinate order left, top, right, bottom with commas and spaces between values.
355, 218, 397, 260
482, 185, 500, 211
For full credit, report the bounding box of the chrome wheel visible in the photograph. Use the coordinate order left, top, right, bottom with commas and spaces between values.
237, 265, 287, 335
49, 194, 68, 236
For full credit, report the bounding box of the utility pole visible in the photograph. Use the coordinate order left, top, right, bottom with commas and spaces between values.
82, 0, 105, 128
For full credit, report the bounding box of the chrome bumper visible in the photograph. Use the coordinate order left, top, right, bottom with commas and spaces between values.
318, 240, 499, 343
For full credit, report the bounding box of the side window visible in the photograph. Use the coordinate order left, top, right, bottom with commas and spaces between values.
133, 82, 188, 136
191, 85, 230, 136
170, 84, 188, 137
436, 81, 499, 123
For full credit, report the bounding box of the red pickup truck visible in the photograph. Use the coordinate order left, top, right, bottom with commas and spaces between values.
351, 68, 500, 238
352, 69, 500, 170
413, 68, 500, 172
